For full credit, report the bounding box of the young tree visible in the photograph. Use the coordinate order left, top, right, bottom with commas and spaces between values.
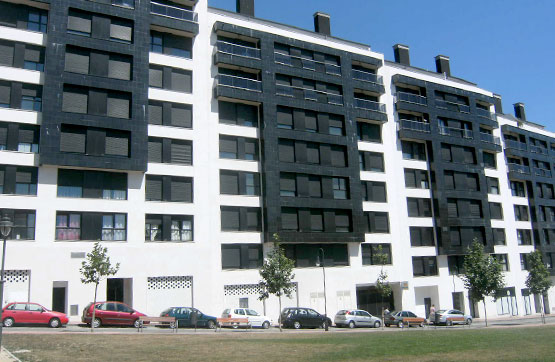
460, 239, 505, 327
525, 250, 553, 324
258, 234, 295, 332
80, 242, 120, 332
373, 245, 392, 327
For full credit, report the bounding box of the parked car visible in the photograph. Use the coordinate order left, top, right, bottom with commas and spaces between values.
2, 302, 68, 328
280, 307, 332, 329
430, 309, 472, 325
82, 301, 146, 328
221, 308, 272, 329
384, 310, 425, 327
160, 307, 217, 329
334, 309, 381, 328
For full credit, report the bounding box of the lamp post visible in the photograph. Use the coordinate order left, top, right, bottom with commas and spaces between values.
316, 248, 328, 331
0, 215, 13, 348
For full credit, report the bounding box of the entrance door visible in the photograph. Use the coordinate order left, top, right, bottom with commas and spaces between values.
356, 286, 394, 317
452, 292, 464, 313
424, 298, 432, 319
107, 278, 124, 302
52, 281, 68, 314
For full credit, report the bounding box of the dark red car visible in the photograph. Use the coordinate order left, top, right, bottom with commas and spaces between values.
2, 302, 69, 328
82, 301, 146, 328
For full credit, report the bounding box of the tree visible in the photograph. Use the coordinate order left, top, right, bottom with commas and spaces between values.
258, 234, 295, 332
525, 250, 553, 324
80, 241, 120, 332
373, 245, 392, 327
460, 239, 505, 327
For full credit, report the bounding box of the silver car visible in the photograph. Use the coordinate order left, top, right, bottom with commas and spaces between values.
432, 309, 472, 325
334, 309, 382, 328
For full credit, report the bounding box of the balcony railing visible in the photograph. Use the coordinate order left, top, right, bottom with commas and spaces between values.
217, 74, 262, 92
274, 52, 341, 76
508, 163, 530, 175
275, 84, 344, 105
352, 69, 383, 85
354, 98, 386, 113
504, 139, 527, 151
400, 119, 430, 133
112, 0, 134, 8
479, 132, 501, 145
217, 41, 261, 59
435, 99, 470, 113
533, 168, 552, 178
438, 125, 473, 139
151, 2, 198, 23
397, 92, 427, 106
530, 145, 549, 155
476, 107, 496, 120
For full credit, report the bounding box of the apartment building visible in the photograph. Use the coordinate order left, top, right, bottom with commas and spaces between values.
0, 0, 553, 322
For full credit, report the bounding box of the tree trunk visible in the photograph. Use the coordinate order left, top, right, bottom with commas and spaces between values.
483, 299, 488, 327
278, 295, 282, 332
91, 282, 98, 333
541, 295, 546, 324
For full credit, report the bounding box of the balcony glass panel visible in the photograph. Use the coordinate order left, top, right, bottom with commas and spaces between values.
273, 52, 341, 76
479, 132, 501, 145
217, 41, 260, 59
354, 98, 386, 113
400, 119, 430, 133
218, 74, 261, 92
533, 168, 552, 178
508, 163, 530, 174
530, 145, 548, 155
504, 139, 527, 151
112, 0, 134, 8
397, 92, 427, 105
352, 69, 383, 85
476, 107, 496, 120
435, 99, 470, 113
151, 2, 197, 22
438, 125, 473, 139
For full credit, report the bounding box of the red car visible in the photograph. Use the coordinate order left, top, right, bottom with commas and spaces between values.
82, 301, 146, 328
2, 302, 69, 328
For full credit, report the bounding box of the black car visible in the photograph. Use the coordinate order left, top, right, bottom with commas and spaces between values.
280, 307, 332, 329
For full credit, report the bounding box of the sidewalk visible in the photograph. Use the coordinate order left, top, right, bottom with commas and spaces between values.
0, 348, 19, 362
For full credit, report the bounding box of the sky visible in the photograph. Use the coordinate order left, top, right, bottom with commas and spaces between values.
208, 0, 555, 131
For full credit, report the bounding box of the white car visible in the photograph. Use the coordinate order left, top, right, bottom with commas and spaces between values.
221, 308, 272, 329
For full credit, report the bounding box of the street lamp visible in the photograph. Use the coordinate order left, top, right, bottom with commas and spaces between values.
0, 215, 13, 348
315, 248, 328, 331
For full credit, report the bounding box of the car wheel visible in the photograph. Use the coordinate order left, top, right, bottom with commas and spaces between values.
348, 321, 356, 329
206, 320, 216, 329
466, 318, 472, 325
293, 321, 301, 329
419, 322, 424, 328
133, 319, 141, 329
447, 320, 453, 326
373, 320, 381, 328
262, 321, 270, 329
397, 321, 404, 328
385, 324, 390, 328
169, 321, 177, 329
92, 318, 102, 328
49, 318, 61, 328
3, 317, 14, 328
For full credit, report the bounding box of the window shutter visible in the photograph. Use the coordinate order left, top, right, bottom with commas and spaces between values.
171, 104, 192, 128
244, 140, 257, 160
281, 208, 298, 230
67, 13, 91, 34
218, 101, 236, 124
444, 172, 454, 189
450, 228, 461, 245
237, 104, 257, 126
0, 83, 10, 105
108, 57, 131, 80
170, 178, 191, 202
62, 89, 88, 114
330, 146, 346, 167
310, 211, 324, 231
110, 22, 132, 42
18, 128, 36, 144
148, 103, 163, 125
306, 143, 320, 164
368, 152, 384, 171
277, 106, 293, 128
469, 201, 481, 218
221, 207, 239, 231
246, 209, 260, 230
278, 140, 295, 162
335, 212, 350, 231
15, 170, 32, 183
422, 227, 434, 246
372, 182, 386, 202
148, 139, 162, 163
441, 144, 452, 161
463, 147, 475, 164
107, 93, 130, 119
149, 67, 163, 88
410, 227, 421, 246
0, 42, 13, 66
454, 172, 466, 190
220, 137, 237, 156
65, 50, 89, 74
171, 70, 192, 93
308, 176, 321, 198
105, 131, 129, 157
374, 212, 389, 233
447, 200, 458, 217
24, 47, 41, 63
407, 198, 419, 217
0, 169, 4, 187
220, 171, 239, 195
305, 112, 317, 132
0, 127, 7, 145
170, 141, 192, 165
280, 174, 296, 194
60, 127, 86, 153
145, 177, 162, 201
404, 169, 416, 188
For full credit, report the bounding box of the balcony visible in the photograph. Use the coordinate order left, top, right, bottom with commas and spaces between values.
504, 139, 527, 151
276, 84, 343, 105
352, 69, 383, 85
435, 99, 470, 113
354, 98, 386, 113
476, 107, 496, 120
438, 125, 473, 139
397, 92, 427, 106
112, 0, 134, 8
533, 168, 552, 178
274, 52, 341, 76
530, 145, 549, 155
508, 163, 530, 175
479, 132, 501, 145
217, 41, 261, 59
399, 119, 430, 133
217, 74, 262, 92
151, 2, 198, 23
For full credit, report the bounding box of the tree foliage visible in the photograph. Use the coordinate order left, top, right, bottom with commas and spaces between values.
374, 245, 392, 298
461, 239, 505, 326
525, 250, 553, 323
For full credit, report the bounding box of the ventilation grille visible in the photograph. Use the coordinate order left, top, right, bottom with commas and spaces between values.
225, 282, 298, 296
4, 270, 29, 283
147, 276, 192, 290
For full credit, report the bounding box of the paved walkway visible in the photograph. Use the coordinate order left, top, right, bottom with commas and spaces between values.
0, 348, 19, 362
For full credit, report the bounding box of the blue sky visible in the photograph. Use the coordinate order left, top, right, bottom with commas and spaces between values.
208, 0, 555, 131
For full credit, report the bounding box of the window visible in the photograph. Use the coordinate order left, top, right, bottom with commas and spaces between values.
402, 141, 426, 161
410, 227, 435, 247
28, 9, 48, 33
510, 181, 525, 197
483, 152, 496, 169
68, 9, 133, 44
517, 229, 532, 245
56, 213, 81, 240
145, 175, 193, 203
328, 115, 344, 135
487, 177, 499, 194
520, 253, 530, 270
0, 209, 35, 240
150, 31, 192, 59
145, 217, 161, 242
102, 214, 126, 241
21, 85, 42, 111
221, 207, 261, 232
448, 256, 465, 275
489, 202, 503, 220
359, 151, 384, 172
514, 205, 529, 221
17, 125, 39, 153
149, 66, 192, 93
332, 178, 348, 199
357, 122, 381, 143
171, 218, 192, 241
335, 210, 351, 232
145, 215, 193, 242
407, 198, 432, 217
221, 244, 262, 270
220, 135, 258, 161
148, 101, 192, 128
364, 212, 389, 233
14, 168, 37, 195
404, 169, 429, 189
493, 254, 509, 271
276, 106, 293, 129
493, 228, 506, 246
57, 169, 127, 200
280, 208, 298, 231
62, 85, 131, 119
148, 137, 192, 165
220, 170, 260, 196
412, 256, 438, 277
280, 173, 296, 197
362, 181, 387, 202
361, 244, 392, 265
282, 244, 349, 267
219, 101, 258, 127
65, 46, 132, 81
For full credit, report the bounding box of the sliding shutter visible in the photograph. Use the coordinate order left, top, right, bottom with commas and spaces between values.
374, 212, 389, 233
171, 70, 192, 93
281, 208, 298, 230
60, 126, 86, 153
105, 131, 129, 157
107, 93, 130, 119
170, 177, 192, 202
277, 106, 293, 128
404, 169, 416, 188
220, 171, 239, 195
65, 49, 90, 74
145, 176, 162, 201
0, 126, 7, 146
110, 21, 132, 42
148, 139, 162, 163
18, 127, 37, 144
148, 102, 163, 125
108, 56, 131, 80
330, 146, 346, 167
67, 12, 91, 34
0, 83, 11, 106
149, 67, 163, 88
170, 141, 192, 165
62, 88, 88, 114
0, 42, 13, 66
171, 104, 192, 128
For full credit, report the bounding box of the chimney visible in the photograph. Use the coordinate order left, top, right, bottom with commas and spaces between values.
514, 102, 526, 121
236, 0, 254, 17
435, 55, 451, 77
313, 12, 331, 36
393, 44, 410, 66
493, 94, 503, 114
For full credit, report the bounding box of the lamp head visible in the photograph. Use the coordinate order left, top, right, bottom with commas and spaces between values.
0, 216, 13, 238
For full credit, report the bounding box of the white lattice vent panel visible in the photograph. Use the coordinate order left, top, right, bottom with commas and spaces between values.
147, 276, 192, 290
224, 284, 261, 296
4, 270, 29, 283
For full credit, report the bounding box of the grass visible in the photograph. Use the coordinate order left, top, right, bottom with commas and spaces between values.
3, 325, 555, 362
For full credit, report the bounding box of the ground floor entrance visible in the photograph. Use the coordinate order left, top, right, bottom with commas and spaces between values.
356, 286, 394, 317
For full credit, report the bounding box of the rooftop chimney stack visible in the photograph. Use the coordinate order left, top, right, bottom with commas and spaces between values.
393, 44, 410, 66
236, 0, 254, 17
493, 94, 503, 114
514, 103, 526, 121
435, 55, 451, 77
313, 12, 331, 36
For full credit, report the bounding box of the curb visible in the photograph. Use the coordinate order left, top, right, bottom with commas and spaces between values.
1, 347, 21, 362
